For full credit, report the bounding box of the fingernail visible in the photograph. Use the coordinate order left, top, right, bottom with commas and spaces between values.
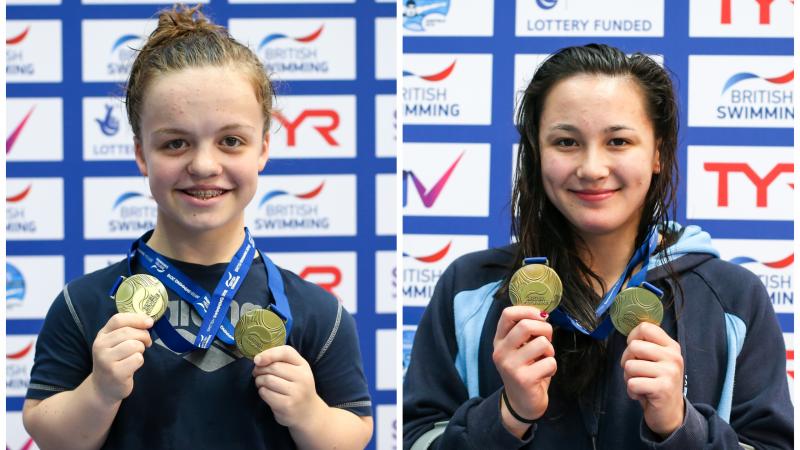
540, 311, 548, 319
145, 318, 154, 327
254, 356, 261, 365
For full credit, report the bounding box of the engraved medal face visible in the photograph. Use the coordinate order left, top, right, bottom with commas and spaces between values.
509, 263, 563, 313
234, 309, 286, 360
610, 287, 664, 336
114, 274, 168, 321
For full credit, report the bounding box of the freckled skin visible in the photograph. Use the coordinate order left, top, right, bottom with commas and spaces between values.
134, 66, 269, 239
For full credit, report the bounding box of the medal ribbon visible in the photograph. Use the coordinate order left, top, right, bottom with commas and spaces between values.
548, 227, 658, 340
119, 228, 294, 354
134, 229, 255, 348
257, 249, 293, 337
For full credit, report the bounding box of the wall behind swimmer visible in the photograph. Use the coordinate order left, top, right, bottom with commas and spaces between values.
400, 0, 794, 401
6, 1, 397, 449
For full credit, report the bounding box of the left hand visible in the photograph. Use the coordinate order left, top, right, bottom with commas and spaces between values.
620, 322, 685, 438
252, 345, 325, 428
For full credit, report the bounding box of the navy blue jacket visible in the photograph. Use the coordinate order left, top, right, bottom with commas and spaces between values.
404, 244, 793, 449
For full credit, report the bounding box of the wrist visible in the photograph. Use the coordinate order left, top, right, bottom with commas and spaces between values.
85, 374, 123, 411
289, 394, 328, 433
499, 389, 533, 439
652, 397, 686, 439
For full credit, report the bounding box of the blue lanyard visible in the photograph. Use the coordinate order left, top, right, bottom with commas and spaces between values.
548, 228, 658, 340
119, 228, 293, 353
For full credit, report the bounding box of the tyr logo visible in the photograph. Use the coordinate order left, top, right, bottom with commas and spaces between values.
273, 110, 340, 146
703, 162, 793, 207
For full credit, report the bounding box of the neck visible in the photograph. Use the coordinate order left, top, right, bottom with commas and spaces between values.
578, 226, 641, 295
147, 219, 247, 265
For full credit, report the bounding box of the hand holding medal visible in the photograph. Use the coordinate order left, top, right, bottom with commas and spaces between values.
112, 274, 169, 321
508, 257, 563, 314
493, 258, 561, 437
90, 313, 154, 404
609, 282, 664, 336
235, 309, 287, 359
619, 321, 685, 438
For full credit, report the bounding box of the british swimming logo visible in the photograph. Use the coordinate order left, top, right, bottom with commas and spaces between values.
8, 20, 62, 82
258, 25, 329, 75
7, 26, 30, 45
715, 238, 794, 315
6, 341, 33, 360
729, 253, 794, 269
259, 25, 323, 47
6, 25, 33, 77
6, 336, 36, 396
255, 182, 327, 231
107, 33, 143, 77
6, 263, 26, 308
730, 253, 793, 311
403, 0, 451, 32
6, 106, 35, 155
107, 190, 156, 234
721, 70, 793, 94
403, 60, 456, 82
403, 242, 451, 300
6, 184, 35, 234
404, 54, 493, 125
96, 103, 120, 136
403, 151, 463, 208
403, 241, 452, 263
403, 61, 462, 118
689, 56, 793, 127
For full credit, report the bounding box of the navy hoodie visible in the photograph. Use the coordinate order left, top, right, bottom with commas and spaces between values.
403, 225, 793, 449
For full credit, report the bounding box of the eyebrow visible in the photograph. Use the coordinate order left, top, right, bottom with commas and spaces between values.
151, 123, 256, 136
548, 124, 635, 133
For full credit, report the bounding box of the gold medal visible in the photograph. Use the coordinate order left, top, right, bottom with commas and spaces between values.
113, 274, 168, 321
509, 262, 563, 313
610, 286, 664, 336
234, 309, 286, 360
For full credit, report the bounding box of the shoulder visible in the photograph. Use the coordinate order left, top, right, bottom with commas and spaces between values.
681, 255, 769, 322
425, 245, 515, 323
441, 245, 516, 294
273, 264, 349, 353
278, 265, 340, 318
64, 259, 128, 300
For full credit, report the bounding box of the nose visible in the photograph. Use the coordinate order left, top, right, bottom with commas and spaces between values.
575, 146, 610, 181
186, 143, 222, 178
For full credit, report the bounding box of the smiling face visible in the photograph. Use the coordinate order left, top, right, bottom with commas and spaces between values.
537, 74, 660, 242
134, 66, 268, 238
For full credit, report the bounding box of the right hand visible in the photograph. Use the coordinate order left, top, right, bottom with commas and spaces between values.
90, 313, 154, 404
492, 306, 557, 430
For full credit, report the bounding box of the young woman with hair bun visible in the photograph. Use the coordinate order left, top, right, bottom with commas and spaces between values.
23, 6, 373, 449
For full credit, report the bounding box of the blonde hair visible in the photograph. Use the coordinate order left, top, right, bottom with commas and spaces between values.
125, 4, 273, 138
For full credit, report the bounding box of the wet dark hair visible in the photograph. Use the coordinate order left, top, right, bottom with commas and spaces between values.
504, 43, 680, 395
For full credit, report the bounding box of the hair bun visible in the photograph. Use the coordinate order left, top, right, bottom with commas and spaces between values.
147, 4, 222, 50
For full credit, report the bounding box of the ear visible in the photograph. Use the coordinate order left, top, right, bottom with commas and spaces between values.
652, 141, 661, 174
258, 133, 270, 172
134, 137, 148, 176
